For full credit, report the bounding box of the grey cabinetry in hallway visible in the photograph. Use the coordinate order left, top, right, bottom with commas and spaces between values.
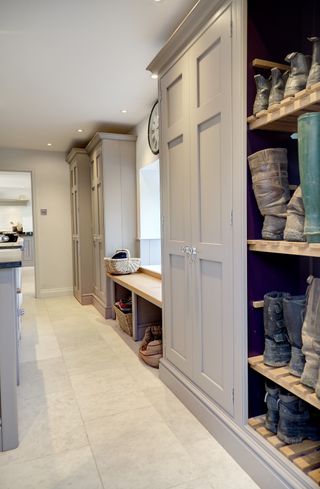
66, 148, 93, 305
159, 6, 234, 415
86, 133, 137, 318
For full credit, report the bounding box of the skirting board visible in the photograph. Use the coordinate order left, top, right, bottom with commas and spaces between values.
38, 287, 73, 298
92, 295, 112, 319
159, 358, 315, 489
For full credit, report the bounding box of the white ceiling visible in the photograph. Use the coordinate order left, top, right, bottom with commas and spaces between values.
0, 0, 197, 153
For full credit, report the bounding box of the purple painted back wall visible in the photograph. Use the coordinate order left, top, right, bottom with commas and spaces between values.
247, 0, 320, 416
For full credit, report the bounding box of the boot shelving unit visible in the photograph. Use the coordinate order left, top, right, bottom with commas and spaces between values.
247, 81, 320, 132
249, 356, 320, 410
247, 1, 320, 487
248, 416, 320, 485
248, 239, 320, 257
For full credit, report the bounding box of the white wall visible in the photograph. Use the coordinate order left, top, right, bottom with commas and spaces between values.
0, 148, 72, 297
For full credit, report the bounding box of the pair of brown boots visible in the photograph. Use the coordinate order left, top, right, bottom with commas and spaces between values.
139, 324, 162, 368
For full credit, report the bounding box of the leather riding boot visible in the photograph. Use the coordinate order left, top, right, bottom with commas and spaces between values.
253, 74, 271, 114
307, 37, 320, 88
263, 291, 291, 367
298, 112, 320, 243
283, 186, 306, 242
268, 68, 288, 107
283, 295, 306, 376
264, 381, 280, 433
284, 52, 309, 98
277, 391, 320, 444
248, 148, 290, 240
301, 276, 320, 389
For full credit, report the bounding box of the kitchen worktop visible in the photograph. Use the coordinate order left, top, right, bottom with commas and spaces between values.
0, 248, 22, 268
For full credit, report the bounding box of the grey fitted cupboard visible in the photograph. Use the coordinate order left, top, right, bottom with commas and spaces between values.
66, 148, 93, 305
159, 7, 234, 415
86, 133, 137, 318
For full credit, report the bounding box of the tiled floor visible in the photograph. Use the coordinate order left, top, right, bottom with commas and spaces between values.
0, 267, 260, 489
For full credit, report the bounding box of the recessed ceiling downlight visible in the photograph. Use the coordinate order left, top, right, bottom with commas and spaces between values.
77, 129, 83, 133
120, 109, 128, 114
47, 143, 52, 147
151, 73, 158, 79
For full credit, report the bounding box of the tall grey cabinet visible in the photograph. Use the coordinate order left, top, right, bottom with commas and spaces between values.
86, 133, 137, 318
66, 148, 93, 305
159, 7, 234, 414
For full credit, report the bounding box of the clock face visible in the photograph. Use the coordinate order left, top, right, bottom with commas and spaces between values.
148, 101, 159, 155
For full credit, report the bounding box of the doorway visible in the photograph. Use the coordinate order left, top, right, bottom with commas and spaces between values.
0, 170, 36, 297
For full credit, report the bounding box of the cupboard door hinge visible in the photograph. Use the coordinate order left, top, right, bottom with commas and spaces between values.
230, 18, 233, 37
230, 209, 233, 226
159, 87, 162, 103
232, 388, 235, 405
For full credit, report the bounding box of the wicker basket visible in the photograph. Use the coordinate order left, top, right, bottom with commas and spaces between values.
105, 249, 140, 275
113, 304, 133, 336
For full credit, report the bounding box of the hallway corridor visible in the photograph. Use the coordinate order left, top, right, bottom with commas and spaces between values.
0, 270, 258, 489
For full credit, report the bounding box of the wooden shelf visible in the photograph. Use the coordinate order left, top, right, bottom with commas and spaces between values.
247, 81, 320, 132
248, 416, 320, 485
252, 58, 289, 71
249, 355, 320, 410
247, 239, 320, 258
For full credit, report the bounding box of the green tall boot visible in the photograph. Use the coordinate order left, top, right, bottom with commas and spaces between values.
298, 113, 320, 243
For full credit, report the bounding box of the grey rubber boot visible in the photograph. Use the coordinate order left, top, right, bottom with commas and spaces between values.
301, 276, 320, 389
264, 381, 280, 433
253, 74, 271, 114
283, 295, 306, 376
307, 37, 320, 88
284, 52, 309, 98
268, 68, 288, 107
248, 148, 290, 240
263, 292, 291, 367
283, 186, 306, 242
277, 391, 320, 444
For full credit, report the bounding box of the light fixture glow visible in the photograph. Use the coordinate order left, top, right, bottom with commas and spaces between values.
77, 129, 83, 133
151, 73, 158, 79
47, 143, 52, 147
120, 109, 128, 114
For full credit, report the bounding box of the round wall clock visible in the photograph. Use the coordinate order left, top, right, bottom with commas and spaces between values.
148, 101, 159, 155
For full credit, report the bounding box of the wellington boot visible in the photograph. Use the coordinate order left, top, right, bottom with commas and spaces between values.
307, 37, 320, 88
284, 52, 309, 98
298, 112, 320, 243
301, 276, 320, 389
283, 186, 306, 242
263, 292, 291, 367
277, 391, 320, 444
264, 381, 280, 433
283, 295, 306, 376
248, 148, 290, 240
268, 68, 288, 107
253, 74, 271, 114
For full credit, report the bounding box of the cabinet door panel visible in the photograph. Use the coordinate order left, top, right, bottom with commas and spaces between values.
91, 150, 106, 302
190, 7, 234, 414
161, 54, 193, 376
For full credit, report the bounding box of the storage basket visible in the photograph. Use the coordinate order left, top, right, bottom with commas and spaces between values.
113, 304, 133, 336
105, 249, 140, 275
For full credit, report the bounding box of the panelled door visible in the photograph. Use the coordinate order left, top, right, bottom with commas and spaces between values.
189, 7, 234, 414
160, 6, 234, 414
91, 149, 106, 302
70, 161, 80, 299
160, 53, 193, 377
